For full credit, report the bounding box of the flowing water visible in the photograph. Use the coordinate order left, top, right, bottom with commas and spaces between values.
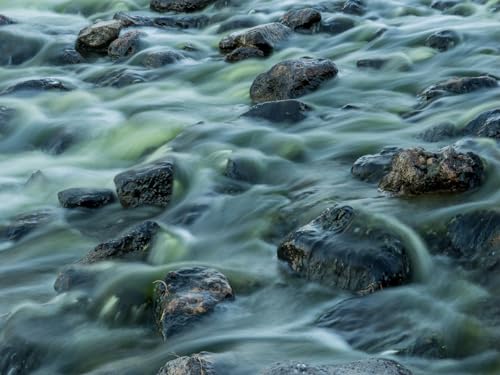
0, 0, 499, 374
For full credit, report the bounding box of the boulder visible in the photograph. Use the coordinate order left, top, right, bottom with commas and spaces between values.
280, 8, 322, 32
320, 16, 355, 34
52, 48, 85, 65
430, 1, 459, 10
356, 58, 386, 69
150, 0, 217, 12
114, 160, 174, 208
419, 76, 497, 103
337, 0, 366, 15
277, 205, 412, 294
1, 210, 53, 242
75, 20, 123, 55
115, 12, 210, 29
462, 108, 500, 139
57, 188, 116, 209
108, 31, 142, 60
153, 266, 234, 339
94, 69, 146, 88
419, 123, 457, 142
142, 50, 184, 68
351, 147, 401, 182
250, 57, 338, 103
157, 353, 215, 375
242, 100, 311, 123
225, 46, 264, 62
1, 78, 71, 96
425, 30, 459, 52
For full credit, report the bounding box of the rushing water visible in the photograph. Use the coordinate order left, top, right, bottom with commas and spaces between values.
0, 0, 499, 374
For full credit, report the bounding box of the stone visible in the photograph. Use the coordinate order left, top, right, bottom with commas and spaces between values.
1, 210, 53, 242
280, 8, 322, 33
1, 78, 71, 96
75, 20, 123, 55
242, 100, 311, 123
356, 58, 386, 69
53, 48, 85, 65
0, 15, 14, 25
277, 205, 412, 294
379, 147, 484, 195
250, 57, 338, 103
57, 188, 116, 209
217, 16, 258, 33
462, 108, 500, 139
95, 69, 147, 88
157, 353, 215, 375
419, 76, 497, 102
114, 160, 174, 208
108, 31, 142, 59
0, 31, 44, 65
431, 0, 459, 10
419, 123, 457, 142
425, 30, 459, 52
142, 50, 184, 68
225, 46, 264, 62
0, 342, 40, 375
153, 15, 210, 28
351, 147, 401, 182
337, 0, 366, 15
153, 266, 234, 339
320, 16, 355, 34
151, 0, 217, 12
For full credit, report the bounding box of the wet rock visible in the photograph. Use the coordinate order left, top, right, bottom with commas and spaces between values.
277, 205, 412, 294
142, 50, 184, 68
320, 16, 355, 34
379, 147, 484, 195
75, 20, 123, 55
154, 15, 210, 28
419, 123, 457, 142
242, 100, 311, 123
261, 359, 412, 375
419, 76, 497, 103
0, 342, 41, 375
153, 266, 234, 339
351, 147, 401, 182
114, 160, 174, 208
337, 0, 366, 15
431, 0, 459, 10
39, 128, 75, 155
150, 0, 217, 12
217, 16, 258, 33
280, 8, 322, 33
356, 58, 386, 69
219, 23, 291, 60
57, 188, 116, 209
425, 30, 459, 52
113, 12, 155, 27
224, 157, 260, 183
250, 57, 338, 103
0, 31, 44, 65
462, 108, 500, 139
1, 78, 71, 96
225, 46, 264, 62
53, 48, 85, 65
95, 69, 147, 88
0, 15, 15, 25
108, 31, 142, 60
1, 210, 53, 242
157, 353, 215, 375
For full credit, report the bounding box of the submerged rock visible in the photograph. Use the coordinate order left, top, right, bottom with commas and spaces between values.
0, 342, 41, 375
108, 31, 142, 60
320, 16, 355, 34
142, 50, 184, 68
277, 205, 412, 294
419, 76, 497, 103
351, 147, 401, 182
242, 100, 311, 123
0, 15, 14, 25
419, 123, 458, 142
379, 147, 484, 195
219, 23, 291, 61
115, 12, 210, 29
425, 30, 459, 52
75, 20, 123, 55
157, 353, 215, 375
356, 58, 386, 69
280, 8, 322, 33
150, 0, 217, 12
57, 188, 116, 209
225, 46, 264, 62
95, 69, 146, 88
153, 266, 234, 339
462, 108, 500, 139
52, 47, 85, 65
1, 78, 71, 96
217, 16, 258, 33
250, 57, 338, 103
1, 210, 54, 242
0, 106, 15, 130
0, 31, 44, 66
430, 0, 459, 11
114, 160, 174, 208
337, 0, 366, 15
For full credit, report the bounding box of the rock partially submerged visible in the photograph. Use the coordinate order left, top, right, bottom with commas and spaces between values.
114, 160, 174, 208
419, 76, 497, 103
242, 100, 311, 123
277, 205, 412, 294
280, 8, 322, 32
357, 58, 386, 70
76, 20, 123, 55
250, 57, 338, 103
108, 31, 142, 60
320, 16, 355, 34
57, 188, 116, 209
114, 12, 209, 29
1, 78, 71, 96
151, 0, 217, 12
0, 15, 15, 25
142, 50, 185, 68
431, 0, 459, 11
351, 147, 401, 182
379, 147, 484, 195
425, 30, 459, 52
153, 266, 234, 339
336, 0, 366, 15
52, 48, 85, 65
462, 109, 500, 139
157, 353, 215, 375
1, 210, 53, 242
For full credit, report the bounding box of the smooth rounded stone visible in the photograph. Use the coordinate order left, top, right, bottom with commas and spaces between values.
261, 359, 412, 375
280, 8, 322, 32
379, 147, 484, 195
1, 210, 53, 242
154, 15, 210, 28
462, 108, 500, 139
75, 20, 123, 55
142, 50, 184, 68
224, 157, 260, 183
57, 188, 116, 209
431, 0, 459, 10
356, 58, 386, 69
320, 16, 355, 34
94, 69, 147, 88
225, 46, 264, 62
351, 147, 402, 182
0, 15, 14, 25
108, 31, 142, 60
419, 123, 458, 142
114, 160, 174, 208
219, 23, 291, 59
217, 16, 258, 33
250, 57, 338, 103
153, 266, 234, 339
425, 30, 459, 52
114, 12, 155, 26
337, 0, 366, 15
52, 47, 85, 65
151, 0, 217, 12
157, 353, 215, 375
1, 78, 71, 96
277, 205, 412, 294
419, 75, 497, 102
242, 100, 311, 123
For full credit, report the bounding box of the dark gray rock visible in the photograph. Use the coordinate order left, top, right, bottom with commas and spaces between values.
217, 16, 258, 33
351, 147, 401, 182
142, 50, 184, 68
154, 15, 210, 28
53, 48, 85, 65
0, 342, 41, 375
113, 12, 155, 26
419, 123, 458, 142
356, 58, 386, 69
151, 0, 217, 12
462, 108, 500, 139
419, 76, 497, 103
153, 266, 234, 339
75, 20, 123, 55
1, 78, 71, 96
250, 57, 338, 103
38, 128, 75, 155
114, 160, 174, 208
425, 30, 459, 52
1, 210, 53, 242
157, 353, 215, 375
108, 31, 142, 59
219, 23, 291, 60
320, 16, 355, 34
379, 147, 484, 195
242, 100, 311, 123
280, 8, 322, 33
277, 205, 412, 294
0, 15, 14, 25
337, 0, 366, 15
431, 0, 459, 10
57, 188, 116, 209
93, 69, 146, 88
224, 157, 260, 183
225, 46, 264, 62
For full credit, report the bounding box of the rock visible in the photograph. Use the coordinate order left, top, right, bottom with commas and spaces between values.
53, 48, 85, 65
153, 266, 234, 339
0, 342, 41, 375
142, 50, 184, 68
39, 128, 75, 155
219, 23, 291, 60
225, 46, 264, 62
419, 76, 497, 102
75, 20, 123, 55
277, 205, 412, 294
153, 15, 210, 28
1, 210, 53, 242
1, 78, 71, 96
108, 31, 142, 60
113, 12, 155, 27
94, 69, 146, 88
150, 0, 217, 12
419, 123, 457, 142
217, 16, 258, 33
337, 0, 366, 15
250, 57, 338, 103
157, 353, 215, 375
0, 31, 44, 65
242, 100, 311, 123
320, 16, 355, 34
0, 15, 15, 25
57, 188, 116, 209
462, 108, 500, 139
261, 359, 412, 375
425, 30, 459, 52
431, 0, 459, 10
379, 147, 484, 195
280, 8, 322, 33
351, 147, 401, 182
356, 58, 386, 69
224, 157, 260, 183
114, 160, 174, 208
